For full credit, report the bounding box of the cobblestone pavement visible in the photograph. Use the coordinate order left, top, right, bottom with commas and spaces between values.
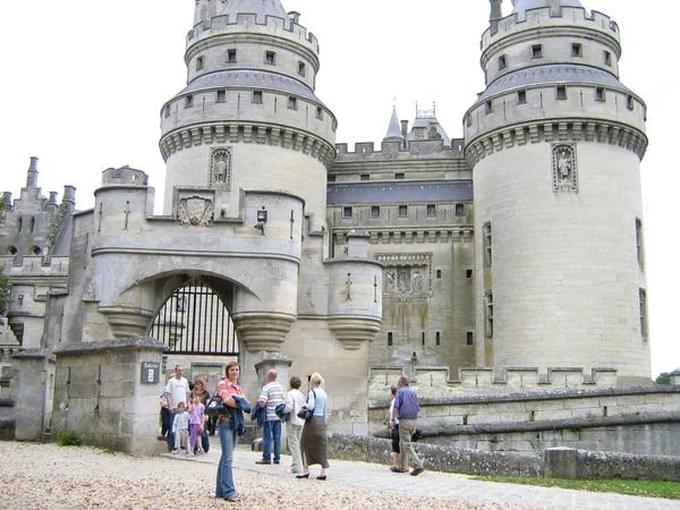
179, 440, 680, 510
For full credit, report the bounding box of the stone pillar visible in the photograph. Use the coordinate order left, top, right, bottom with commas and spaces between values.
238, 350, 292, 403
12, 349, 55, 441
52, 338, 166, 455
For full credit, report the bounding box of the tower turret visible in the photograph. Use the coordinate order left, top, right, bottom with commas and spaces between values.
464, 1, 650, 383
26, 157, 39, 188
159, 0, 337, 227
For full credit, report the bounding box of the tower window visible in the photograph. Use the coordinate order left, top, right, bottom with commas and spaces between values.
265, 51, 276, 65
185, 95, 194, 108
465, 269, 473, 279
196, 56, 204, 71
436, 331, 441, 346
227, 49, 237, 63
466, 114, 472, 127
498, 55, 507, 70
556, 85, 567, 100
572, 43, 582, 57
455, 203, 466, 216
421, 331, 426, 346
360, 174, 370, 181
398, 205, 408, 217
517, 90, 527, 104
316, 106, 324, 120
604, 50, 612, 66
639, 288, 648, 339
298, 61, 306, 76
436, 269, 442, 279
395, 173, 405, 180
253, 90, 263, 104
426, 204, 436, 217
387, 332, 393, 346
164, 105, 171, 118
342, 206, 353, 218
288, 96, 298, 110
483, 222, 493, 267
627, 95, 635, 110
595, 87, 606, 102
371, 206, 380, 217
466, 331, 475, 346
485, 100, 493, 114
216, 89, 226, 103
635, 218, 644, 268
484, 293, 494, 338
531, 44, 543, 59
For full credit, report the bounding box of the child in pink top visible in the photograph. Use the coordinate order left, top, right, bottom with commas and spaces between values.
189, 393, 205, 455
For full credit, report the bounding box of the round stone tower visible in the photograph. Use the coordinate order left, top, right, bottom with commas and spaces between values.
159, 0, 337, 229
465, 0, 650, 383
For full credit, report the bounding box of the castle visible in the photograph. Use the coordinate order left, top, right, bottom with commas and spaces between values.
0, 0, 658, 453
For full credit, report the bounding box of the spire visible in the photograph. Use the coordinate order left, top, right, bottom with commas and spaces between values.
26, 157, 39, 188
384, 106, 403, 141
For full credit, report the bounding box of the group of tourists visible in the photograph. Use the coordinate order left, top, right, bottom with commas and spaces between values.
162, 363, 423, 504
161, 365, 211, 455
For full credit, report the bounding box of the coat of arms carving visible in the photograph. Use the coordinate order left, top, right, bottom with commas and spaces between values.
552, 144, 578, 193
178, 196, 214, 226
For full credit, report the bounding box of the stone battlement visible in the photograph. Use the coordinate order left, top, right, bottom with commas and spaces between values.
187, 14, 319, 54
483, 7, 620, 51
0, 256, 70, 277
335, 139, 465, 159
369, 365, 619, 400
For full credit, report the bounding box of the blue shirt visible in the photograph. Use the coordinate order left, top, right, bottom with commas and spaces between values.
307, 388, 327, 417
394, 386, 420, 420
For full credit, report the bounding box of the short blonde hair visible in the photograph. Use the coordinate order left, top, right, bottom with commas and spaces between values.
310, 372, 324, 387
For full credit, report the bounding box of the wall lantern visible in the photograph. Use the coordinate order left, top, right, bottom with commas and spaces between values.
254, 207, 268, 235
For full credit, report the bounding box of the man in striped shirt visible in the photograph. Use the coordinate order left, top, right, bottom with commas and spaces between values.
256, 369, 285, 464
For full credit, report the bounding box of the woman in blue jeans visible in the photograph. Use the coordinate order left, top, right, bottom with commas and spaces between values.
215, 360, 246, 502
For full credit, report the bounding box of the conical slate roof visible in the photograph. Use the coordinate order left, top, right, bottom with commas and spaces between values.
512, 0, 584, 17
384, 107, 403, 140
222, 0, 289, 22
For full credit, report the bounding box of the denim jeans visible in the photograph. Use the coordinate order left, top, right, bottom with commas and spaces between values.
262, 420, 282, 463
216, 420, 237, 498
201, 428, 210, 453
166, 410, 176, 451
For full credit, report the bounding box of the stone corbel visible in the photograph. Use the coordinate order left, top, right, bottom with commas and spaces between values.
232, 312, 295, 352
98, 305, 156, 339
328, 317, 381, 350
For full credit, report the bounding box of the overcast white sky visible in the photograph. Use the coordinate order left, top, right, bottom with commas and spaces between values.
0, 1, 677, 377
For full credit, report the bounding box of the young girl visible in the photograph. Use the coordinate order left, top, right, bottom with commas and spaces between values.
189, 393, 205, 455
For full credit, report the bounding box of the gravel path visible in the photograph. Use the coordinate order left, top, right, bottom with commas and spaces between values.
0, 441, 511, 509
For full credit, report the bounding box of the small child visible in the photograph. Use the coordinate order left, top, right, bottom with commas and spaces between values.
172, 401, 190, 454
189, 393, 205, 455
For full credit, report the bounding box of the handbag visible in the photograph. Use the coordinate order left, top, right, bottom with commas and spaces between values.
205, 391, 228, 417
296, 389, 316, 421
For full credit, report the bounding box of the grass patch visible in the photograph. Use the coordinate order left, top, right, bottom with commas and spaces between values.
473, 475, 680, 500
58, 431, 81, 447
102, 447, 121, 455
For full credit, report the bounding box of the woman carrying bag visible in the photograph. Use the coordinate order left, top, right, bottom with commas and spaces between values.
296, 372, 329, 480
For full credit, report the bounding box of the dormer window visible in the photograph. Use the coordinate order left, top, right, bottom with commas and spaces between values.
298, 61, 306, 76
265, 51, 276, 65
498, 55, 507, 70
227, 49, 237, 63
532, 44, 543, 59
572, 43, 582, 57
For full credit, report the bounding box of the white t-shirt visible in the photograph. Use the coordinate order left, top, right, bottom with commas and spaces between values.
389, 398, 399, 425
286, 388, 306, 427
165, 376, 189, 409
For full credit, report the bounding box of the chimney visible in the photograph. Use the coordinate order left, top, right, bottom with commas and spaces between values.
48, 192, 58, 207
26, 156, 39, 188
489, 0, 503, 21
62, 185, 76, 210
400, 120, 409, 138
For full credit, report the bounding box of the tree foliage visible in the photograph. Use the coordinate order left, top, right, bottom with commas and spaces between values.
0, 267, 9, 314
656, 372, 671, 385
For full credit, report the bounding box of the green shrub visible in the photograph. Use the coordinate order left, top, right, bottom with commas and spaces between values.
58, 431, 81, 447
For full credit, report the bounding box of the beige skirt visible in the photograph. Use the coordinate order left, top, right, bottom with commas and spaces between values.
300, 416, 329, 468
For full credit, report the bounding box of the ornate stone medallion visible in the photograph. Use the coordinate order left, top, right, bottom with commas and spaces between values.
178, 196, 214, 226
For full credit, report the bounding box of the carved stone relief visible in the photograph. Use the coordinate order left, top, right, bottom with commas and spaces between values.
376, 253, 432, 299
552, 144, 578, 193
177, 192, 215, 226
209, 147, 232, 190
